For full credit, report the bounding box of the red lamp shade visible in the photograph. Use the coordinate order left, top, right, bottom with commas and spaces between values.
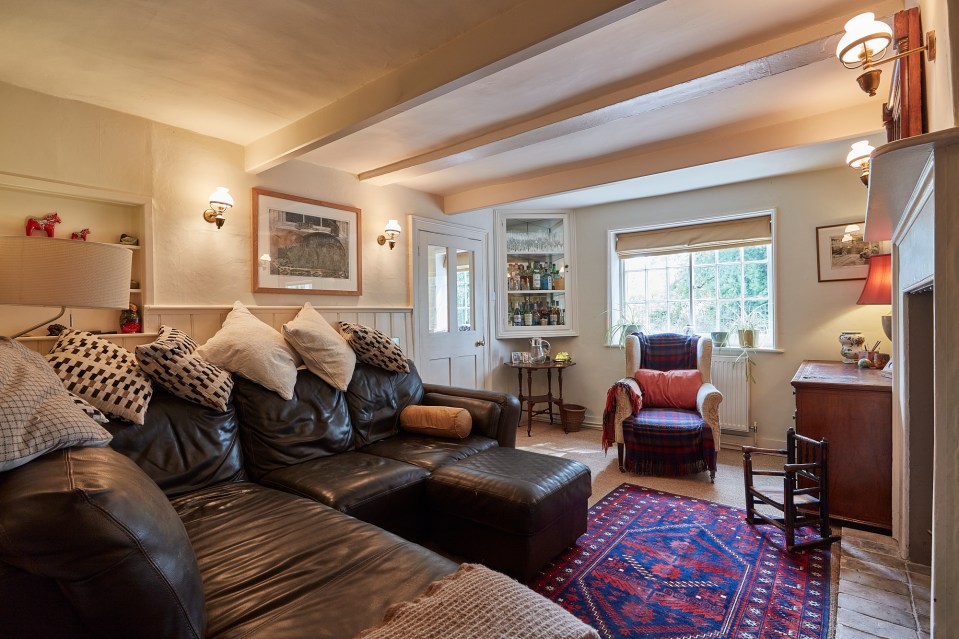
857, 254, 892, 305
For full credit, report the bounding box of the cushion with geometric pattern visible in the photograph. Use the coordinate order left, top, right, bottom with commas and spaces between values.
136, 325, 233, 411
1, 337, 112, 471
45, 330, 153, 425
69, 393, 110, 424
336, 322, 410, 373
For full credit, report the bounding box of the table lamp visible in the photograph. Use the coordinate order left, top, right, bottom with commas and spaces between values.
0, 236, 133, 338
857, 253, 892, 375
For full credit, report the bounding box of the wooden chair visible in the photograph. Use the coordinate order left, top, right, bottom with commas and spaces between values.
742, 428, 840, 552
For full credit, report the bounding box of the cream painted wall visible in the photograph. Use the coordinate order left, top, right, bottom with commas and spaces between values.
498, 168, 888, 448
0, 81, 491, 319
919, 0, 958, 130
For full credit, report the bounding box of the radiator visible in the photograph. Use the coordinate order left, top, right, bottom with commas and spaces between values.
711, 356, 751, 433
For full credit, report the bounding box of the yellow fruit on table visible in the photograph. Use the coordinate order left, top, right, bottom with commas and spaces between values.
857, 358, 874, 368
554, 352, 572, 362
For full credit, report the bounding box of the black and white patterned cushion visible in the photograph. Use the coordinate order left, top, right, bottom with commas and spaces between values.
136, 326, 233, 411
45, 330, 153, 425
1, 338, 112, 471
69, 393, 110, 424
336, 322, 410, 373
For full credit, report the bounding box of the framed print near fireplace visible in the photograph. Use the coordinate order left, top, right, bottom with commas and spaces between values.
815, 221, 886, 282
253, 188, 362, 295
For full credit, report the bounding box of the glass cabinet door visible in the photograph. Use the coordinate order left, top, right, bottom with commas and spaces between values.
495, 211, 577, 338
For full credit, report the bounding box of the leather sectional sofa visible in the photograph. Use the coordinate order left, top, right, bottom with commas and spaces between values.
0, 361, 591, 639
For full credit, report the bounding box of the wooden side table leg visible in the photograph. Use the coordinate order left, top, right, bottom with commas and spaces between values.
557, 368, 566, 432
546, 368, 554, 424
525, 369, 534, 437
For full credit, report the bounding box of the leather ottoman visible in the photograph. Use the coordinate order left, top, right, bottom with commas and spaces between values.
426, 447, 591, 581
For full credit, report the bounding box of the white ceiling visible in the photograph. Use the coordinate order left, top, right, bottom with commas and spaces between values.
0, 0, 899, 212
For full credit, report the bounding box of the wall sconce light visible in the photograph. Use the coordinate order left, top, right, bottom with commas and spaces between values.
202, 187, 234, 229
836, 12, 935, 96
377, 219, 402, 250
845, 141, 874, 186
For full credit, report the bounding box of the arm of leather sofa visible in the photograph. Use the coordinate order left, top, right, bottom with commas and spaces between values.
421, 384, 520, 448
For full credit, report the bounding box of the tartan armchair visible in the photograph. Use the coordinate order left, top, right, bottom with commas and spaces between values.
604, 333, 722, 482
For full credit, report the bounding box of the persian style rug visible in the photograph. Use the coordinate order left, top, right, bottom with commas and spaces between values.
529, 484, 834, 639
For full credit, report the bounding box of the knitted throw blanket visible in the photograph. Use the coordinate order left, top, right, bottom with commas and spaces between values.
602, 378, 642, 453
354, 563, 599, 639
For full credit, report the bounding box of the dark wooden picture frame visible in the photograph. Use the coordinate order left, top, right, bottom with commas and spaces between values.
815, 221, 883, 282
252, 188, 362, 295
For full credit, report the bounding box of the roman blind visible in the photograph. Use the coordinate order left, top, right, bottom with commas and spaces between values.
615, 214, 771, 257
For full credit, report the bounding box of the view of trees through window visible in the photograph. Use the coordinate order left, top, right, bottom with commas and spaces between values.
620, 245, 772, 347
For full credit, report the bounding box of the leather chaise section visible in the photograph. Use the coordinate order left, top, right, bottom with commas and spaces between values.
359, 432, 497, 472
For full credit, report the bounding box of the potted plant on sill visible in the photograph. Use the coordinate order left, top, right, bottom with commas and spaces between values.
605, 308, 644, 349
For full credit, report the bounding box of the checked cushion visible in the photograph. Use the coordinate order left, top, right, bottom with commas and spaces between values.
136, 325, 233, 411
337, 322, 409, 373
46, 330, 153, 425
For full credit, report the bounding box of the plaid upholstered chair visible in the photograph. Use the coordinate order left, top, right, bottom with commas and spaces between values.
603, 333, 723, 482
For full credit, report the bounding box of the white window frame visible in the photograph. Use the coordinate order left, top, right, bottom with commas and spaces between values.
607, 209, 779, 351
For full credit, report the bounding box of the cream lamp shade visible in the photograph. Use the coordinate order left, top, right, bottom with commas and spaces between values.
0, 236, 132, 337
836, 13, 893, 67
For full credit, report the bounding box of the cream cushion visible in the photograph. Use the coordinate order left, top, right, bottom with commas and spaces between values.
196, 301, 301, 400
400, 405, 472, 439
282, 303, 356, 391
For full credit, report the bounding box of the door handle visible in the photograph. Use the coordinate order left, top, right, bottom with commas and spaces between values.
475, 339, 486, 347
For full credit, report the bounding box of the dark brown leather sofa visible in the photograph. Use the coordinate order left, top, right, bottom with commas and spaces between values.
0, 362, 528, 639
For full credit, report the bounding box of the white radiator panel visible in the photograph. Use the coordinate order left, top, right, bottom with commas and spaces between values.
711, 356, 751, 433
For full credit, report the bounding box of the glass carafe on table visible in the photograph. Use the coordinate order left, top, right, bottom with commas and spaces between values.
529, 338, 551, 363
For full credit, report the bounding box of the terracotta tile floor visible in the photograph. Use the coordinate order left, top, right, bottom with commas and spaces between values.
836, 527, 930, 639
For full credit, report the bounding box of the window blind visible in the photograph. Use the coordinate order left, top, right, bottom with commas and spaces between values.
616, 214, 772, 257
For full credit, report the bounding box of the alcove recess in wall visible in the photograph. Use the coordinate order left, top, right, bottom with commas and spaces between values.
0, 176, 151, 340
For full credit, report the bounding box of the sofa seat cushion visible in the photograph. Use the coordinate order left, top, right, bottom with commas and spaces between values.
259, 452, 430, 539
359, 432, 497, 472
172, 482, 456, 639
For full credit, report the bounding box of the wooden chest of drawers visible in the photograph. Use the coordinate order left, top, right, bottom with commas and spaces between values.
791, 360, 892, 530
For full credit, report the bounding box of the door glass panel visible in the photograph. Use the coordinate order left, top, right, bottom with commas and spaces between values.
428, 245, 448, 333
456, 249, 473, 332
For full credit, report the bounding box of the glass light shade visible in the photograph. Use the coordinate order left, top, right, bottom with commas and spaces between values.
846, 141, 874, 168
841, 233, 853, 242
857, 254, 892, 305
843, 223, 861, 233
209, 186, 234, 210
383, 219, 401, 236
837, 13, 893, 67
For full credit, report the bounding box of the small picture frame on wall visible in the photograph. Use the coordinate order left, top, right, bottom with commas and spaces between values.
253, 188, 362, 295
815, 222, 889, 282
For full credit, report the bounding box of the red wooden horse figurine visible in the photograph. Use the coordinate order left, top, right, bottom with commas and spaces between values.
70, 228, 91, 241
25, 212, 62, 237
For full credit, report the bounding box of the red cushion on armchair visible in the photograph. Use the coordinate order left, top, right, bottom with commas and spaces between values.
634, 369, 701, 410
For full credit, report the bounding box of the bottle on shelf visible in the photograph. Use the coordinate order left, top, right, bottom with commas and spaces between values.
549, 301, 558, 325
523, 298, 533, 326
512, 303, 522, 326
531, 262, 541, 290
542, 262, 552, 290
519, 265, 530, 290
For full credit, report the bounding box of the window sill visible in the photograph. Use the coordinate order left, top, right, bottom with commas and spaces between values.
714, 346, 783, 354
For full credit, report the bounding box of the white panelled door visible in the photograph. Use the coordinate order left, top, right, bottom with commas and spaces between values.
412, 219, 488, 388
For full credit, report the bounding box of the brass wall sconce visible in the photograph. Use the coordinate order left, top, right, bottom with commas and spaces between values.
376, 219, 402, 250
846, 141, 875, 186
203, 187, 234, 229
836, 12, 935, 97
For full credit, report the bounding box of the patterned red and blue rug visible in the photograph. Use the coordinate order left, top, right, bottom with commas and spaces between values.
529, 483, 834, 639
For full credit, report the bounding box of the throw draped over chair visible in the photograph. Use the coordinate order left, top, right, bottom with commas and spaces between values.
603, 332, 722, 482
742, 427, 840, 552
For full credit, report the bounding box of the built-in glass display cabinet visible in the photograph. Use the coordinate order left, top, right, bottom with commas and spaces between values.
495, 211, 577, 338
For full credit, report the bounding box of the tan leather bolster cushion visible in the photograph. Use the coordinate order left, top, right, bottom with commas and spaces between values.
400, 405, 472, 439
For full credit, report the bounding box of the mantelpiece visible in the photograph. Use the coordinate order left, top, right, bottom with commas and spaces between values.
865, 127, 959, 635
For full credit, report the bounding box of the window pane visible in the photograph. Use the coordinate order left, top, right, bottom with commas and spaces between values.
428, 245, 448, 333
744, 263, 768, 297
693, 251, 715, 265
625, 271, 646, 302
668, 301, 690, 331
743, 245, 767, 261
693, 266, 716, 300
647, 302, 668, 333
718, 263, 742, 298
647, 255, 667, 268
455, 249, 472, 332
745, 300, 769, 330
693, 300, 717, 333
718, 247, 741, 263
666, 253, 687, 267
647, 269, 668, 300
720, 301, 742, 328
668, 266, 690, 298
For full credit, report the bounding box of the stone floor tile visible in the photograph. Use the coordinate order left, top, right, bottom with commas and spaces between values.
909, 571, 931, 588
918, 614, 929, 632
842, 556, 908, 583
841, 534, 900, 557
841, 543, 907, 568
841, 569, 911, 596
919, 632, 930, 639
838, 608, 920, 639
838, 579, 913, 611
905, 561, 931, 576
913, 593, 930, 616
838, 592, 918, 628
835, 624, 886, 639
839, 527, 897, 546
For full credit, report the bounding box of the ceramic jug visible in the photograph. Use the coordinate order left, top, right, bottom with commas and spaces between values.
529, 337, 551, 363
